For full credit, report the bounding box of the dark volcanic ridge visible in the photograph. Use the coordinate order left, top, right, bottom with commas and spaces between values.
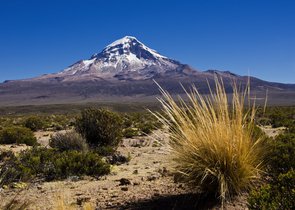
1, 36, 295, 106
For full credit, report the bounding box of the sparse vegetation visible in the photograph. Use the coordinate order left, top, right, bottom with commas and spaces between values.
49, 131, 89, 152
0, 147, 110, 185
0, 126, 37, 146
248, 131, 295, 209
248, 169, 295, 210
267, 133, 295, 176
154, 79, 266, 204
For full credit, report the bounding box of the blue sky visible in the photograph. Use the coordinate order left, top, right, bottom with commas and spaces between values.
0, 0, 294, 83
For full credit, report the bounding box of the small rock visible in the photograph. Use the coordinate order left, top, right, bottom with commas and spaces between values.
76, 197, 91, 206
118, 178, 131, 186
102, 187, 108, 190
158, 167, 169, 176
147, 175, 159, 181
133, 169, 139, 174
67, 176, 79, 182
121, 187, 128, 191
133, 182, 140, 186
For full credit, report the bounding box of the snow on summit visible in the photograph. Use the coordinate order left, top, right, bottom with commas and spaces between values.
34, 36, 186, 82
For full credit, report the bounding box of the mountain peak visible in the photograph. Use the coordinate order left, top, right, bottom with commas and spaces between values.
32, 36, 191, 82
99, 36, 167, 60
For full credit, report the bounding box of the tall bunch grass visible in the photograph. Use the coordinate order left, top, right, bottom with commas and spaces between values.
153, 78, 266, 204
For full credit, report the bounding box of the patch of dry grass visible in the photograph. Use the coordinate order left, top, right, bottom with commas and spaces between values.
153, 78, 266, 204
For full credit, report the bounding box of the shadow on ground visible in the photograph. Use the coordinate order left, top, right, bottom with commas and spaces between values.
116, 193, 220, 210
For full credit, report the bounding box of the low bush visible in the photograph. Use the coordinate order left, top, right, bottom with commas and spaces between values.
0, 126, 37, 146
0, 148, 110, 185
75, 108, 123, 148
49, 131, 88, 152
248, 169, 295, 210
153, 79, 266, 204
24, 116, 44, 131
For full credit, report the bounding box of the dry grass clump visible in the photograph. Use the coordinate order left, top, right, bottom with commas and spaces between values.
153, 79, 266, 204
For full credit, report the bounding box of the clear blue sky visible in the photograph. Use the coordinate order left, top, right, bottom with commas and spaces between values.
0, 0, 294, 83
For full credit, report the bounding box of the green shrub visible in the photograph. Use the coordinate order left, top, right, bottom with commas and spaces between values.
248, 169, 295, 210
0, 126, 37, 146
0, 148, 110, 185
24, 116, 44, 131
154, 79, 266, 204
49, 131, 88, 152
268, 133, 295, 176
75, 108, 123, 148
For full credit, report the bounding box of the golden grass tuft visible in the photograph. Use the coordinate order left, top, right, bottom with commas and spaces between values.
153, 78, 266, 204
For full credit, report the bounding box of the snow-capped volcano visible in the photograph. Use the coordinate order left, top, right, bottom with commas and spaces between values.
2, 35, 295, 106
36, 36, 192, 82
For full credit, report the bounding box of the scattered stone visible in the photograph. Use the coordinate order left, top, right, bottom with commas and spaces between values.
76, 197, 91, 206
118, 178, 131, 186
121, 187, 128, 191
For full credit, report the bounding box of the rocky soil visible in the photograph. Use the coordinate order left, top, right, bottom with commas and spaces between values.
0, 128, 264, 209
